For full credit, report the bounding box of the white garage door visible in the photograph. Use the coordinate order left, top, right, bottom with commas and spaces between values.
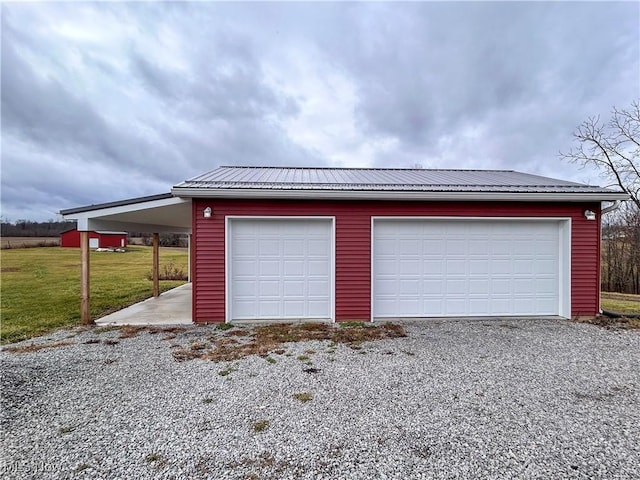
228, 218, 333, 321
373, 219, 567, 318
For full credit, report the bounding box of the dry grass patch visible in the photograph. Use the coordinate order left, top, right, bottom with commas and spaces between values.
292, 392, 313, 402
173, 348, 203, 362
190, 341, 209, 351
95, 325, 189, 341
4, 341, 74, 354
226, 329, 248, 336
145, 452, 169, 470
148, 326, 187, 335
576, 315, 640, 330
334, 322, 406, 345
252, 420, 270, 433
95, 326, 120, 334
202, 341, 274, 362
171, 322, 406, 362
226, 452, 293, 479
118, 325, 147, 339
58, 425, 76, 434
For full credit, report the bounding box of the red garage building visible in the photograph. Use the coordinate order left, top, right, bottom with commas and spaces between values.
60, 228, 127, 249
61, 166, 628, 324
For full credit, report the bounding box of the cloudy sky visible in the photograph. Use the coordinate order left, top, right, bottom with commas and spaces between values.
1, 1, 638, 222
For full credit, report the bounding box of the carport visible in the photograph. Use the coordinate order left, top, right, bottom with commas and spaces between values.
60, 193, 192, 325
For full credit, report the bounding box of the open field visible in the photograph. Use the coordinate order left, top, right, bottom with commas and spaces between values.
601, 292, 640, 314
1, 236, 59, 249
0, 246, 187, 343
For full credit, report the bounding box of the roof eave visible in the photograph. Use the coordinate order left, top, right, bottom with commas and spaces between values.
60, 192, 174, 216
171, 187, 629, 202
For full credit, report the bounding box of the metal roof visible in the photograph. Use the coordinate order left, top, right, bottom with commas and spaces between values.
60, 193, 173, 215
172, 166, 627, 199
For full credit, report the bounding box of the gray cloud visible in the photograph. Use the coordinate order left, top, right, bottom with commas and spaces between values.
320, 2, 638, 166
1, 20, 181, 183
0, 2, 638, 221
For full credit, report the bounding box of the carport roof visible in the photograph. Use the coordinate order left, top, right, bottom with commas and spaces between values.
60, 193, 191, 234
172, 166, 629, 201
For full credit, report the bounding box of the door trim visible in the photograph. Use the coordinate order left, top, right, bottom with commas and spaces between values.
370, 216, 571, 319
225, 216, 336, 323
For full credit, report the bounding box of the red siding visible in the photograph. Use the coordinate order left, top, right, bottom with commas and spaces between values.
336, 210, 371, 320
192, 198, 602, 322
571, 205, 602, 316
61, 229, 82, 247
191, 203, 225, 322
98, 234, 128, 248
60, 230, 127, 248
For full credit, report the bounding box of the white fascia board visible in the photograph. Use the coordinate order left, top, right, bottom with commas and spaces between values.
171, 188, 629, 202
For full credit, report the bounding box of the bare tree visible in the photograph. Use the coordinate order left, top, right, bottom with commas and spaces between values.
560, 100, 640, 210
561, 101, 640, 294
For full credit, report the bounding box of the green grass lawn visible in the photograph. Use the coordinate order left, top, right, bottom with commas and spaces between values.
601, 292, 640, 315
1, 246, 187, 344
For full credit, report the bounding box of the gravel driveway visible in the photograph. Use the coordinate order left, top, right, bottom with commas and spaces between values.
1, 318, 639, 479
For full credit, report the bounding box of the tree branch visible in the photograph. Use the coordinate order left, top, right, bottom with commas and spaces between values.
560, 101, 640, 211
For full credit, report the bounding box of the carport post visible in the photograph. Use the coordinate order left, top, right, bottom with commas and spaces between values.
153, 233, 160, 297
80, 231, 94, 325
187, 234, 191, 282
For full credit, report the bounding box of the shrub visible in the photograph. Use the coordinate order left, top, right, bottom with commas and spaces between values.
146, 262, 187, 281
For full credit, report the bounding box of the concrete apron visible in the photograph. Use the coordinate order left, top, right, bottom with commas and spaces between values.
96, 283, 192, 326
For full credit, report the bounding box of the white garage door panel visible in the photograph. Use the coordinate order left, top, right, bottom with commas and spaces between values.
230, 219, 332, 320
373, 219, 563, 317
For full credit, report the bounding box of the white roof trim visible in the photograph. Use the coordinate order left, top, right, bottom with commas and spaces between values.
171, 187, 629, 202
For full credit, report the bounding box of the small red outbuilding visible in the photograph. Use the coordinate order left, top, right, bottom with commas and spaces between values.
60, 229, 127, 249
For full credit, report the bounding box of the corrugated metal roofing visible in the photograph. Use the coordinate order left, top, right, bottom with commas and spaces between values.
172, 166, 621, 194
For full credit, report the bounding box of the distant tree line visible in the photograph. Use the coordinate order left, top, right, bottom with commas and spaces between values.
131, 232, 188, 248
0, 220, 187, 248
601, 203, 639, 294
1, 220, 76, 237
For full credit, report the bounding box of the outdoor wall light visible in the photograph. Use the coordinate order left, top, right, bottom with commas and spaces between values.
584, 210, 596, 220
203, 207, 212, 218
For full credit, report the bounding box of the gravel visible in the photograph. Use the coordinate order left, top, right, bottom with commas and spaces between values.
1, 318, 639, 480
